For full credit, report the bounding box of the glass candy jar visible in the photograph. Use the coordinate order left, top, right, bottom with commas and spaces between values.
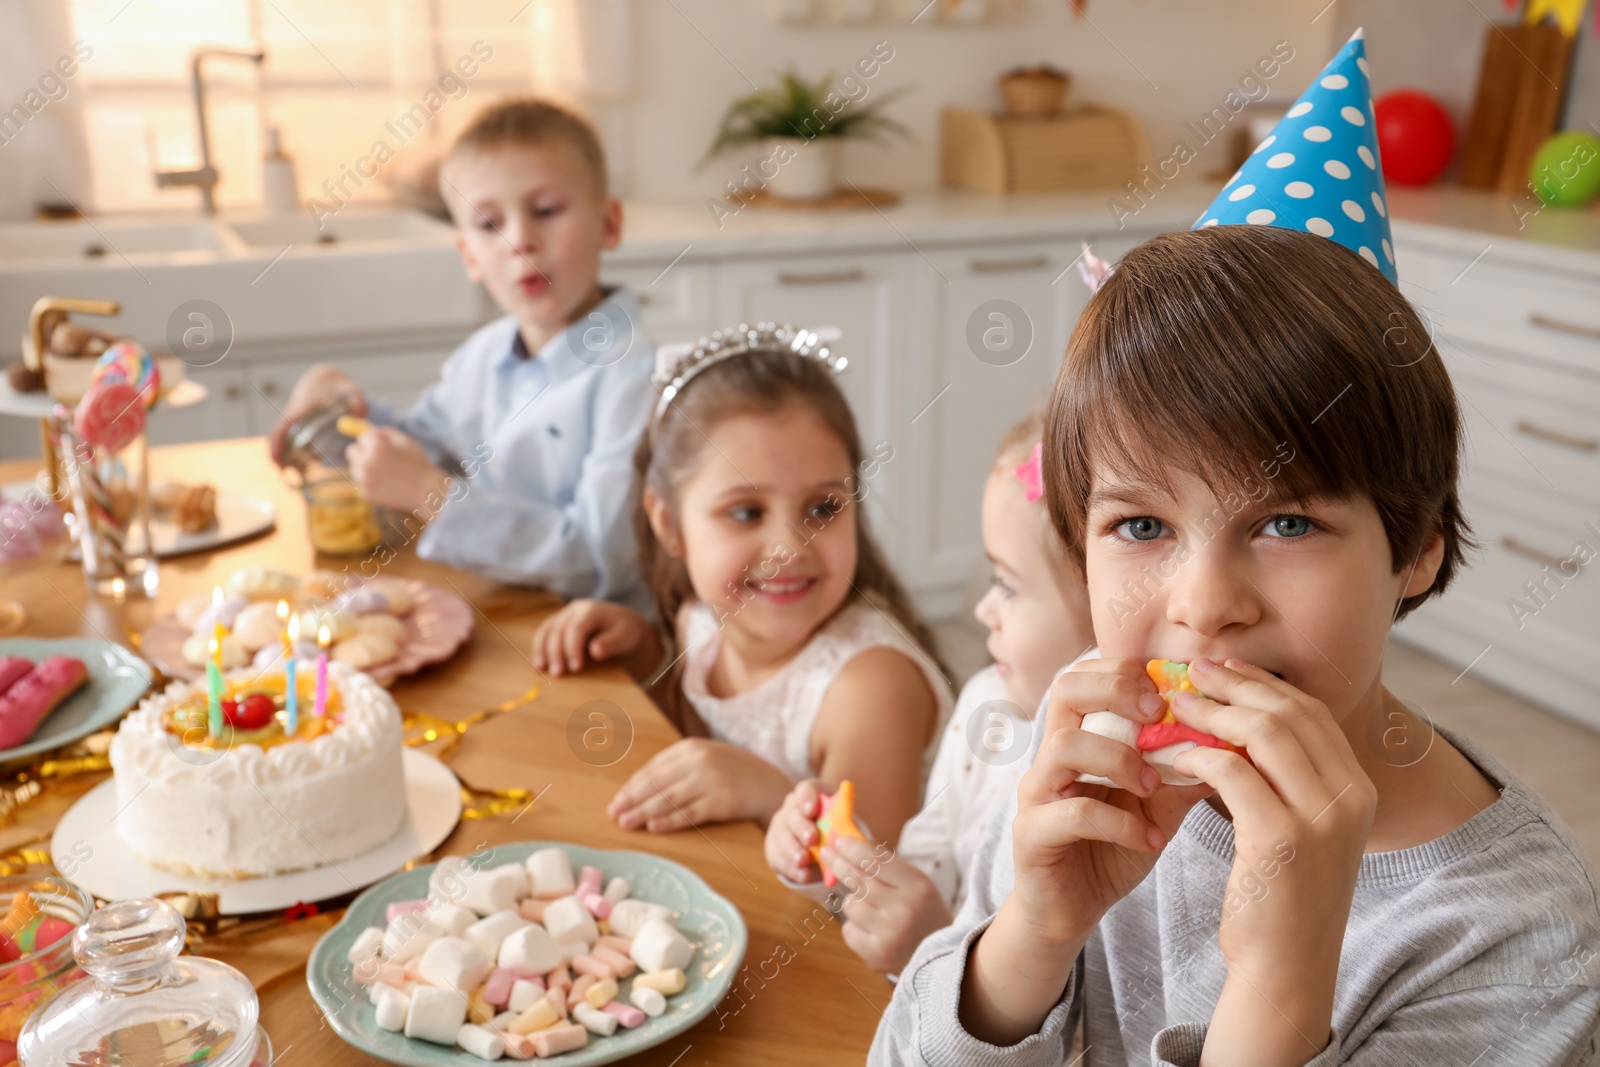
17, 898, 273, 1067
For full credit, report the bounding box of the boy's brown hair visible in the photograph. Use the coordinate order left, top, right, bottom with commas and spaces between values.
1043, 225, 1470, 620
445, 97, 608, 200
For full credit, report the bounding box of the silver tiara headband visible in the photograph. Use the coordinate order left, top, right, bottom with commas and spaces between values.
651, 322, 846, 421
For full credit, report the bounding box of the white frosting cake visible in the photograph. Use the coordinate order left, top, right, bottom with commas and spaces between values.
108, 662, 406, 878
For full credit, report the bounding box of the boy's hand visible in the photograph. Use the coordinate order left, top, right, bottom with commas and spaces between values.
1166, 659, 1374, 1058
268, 365, 366, 466
824, 834, 955, 975
345, 427, 451, 514
608, 738, 792, 833
765, 779, 824, 883
1010, 659, 1212, 947
531, 599, 655, 678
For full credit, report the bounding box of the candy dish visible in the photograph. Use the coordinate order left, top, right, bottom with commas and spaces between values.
308, 843, 747, 1066
0, 638, 151, 767
49, 748, 460, 915
0, 482, 275, 560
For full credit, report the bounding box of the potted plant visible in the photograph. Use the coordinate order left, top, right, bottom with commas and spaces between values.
703, 71, 910, 200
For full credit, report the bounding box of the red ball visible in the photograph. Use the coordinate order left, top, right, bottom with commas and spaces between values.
1374, 89, 1454, 186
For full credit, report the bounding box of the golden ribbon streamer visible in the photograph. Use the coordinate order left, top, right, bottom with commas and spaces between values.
403, 686, 541, 822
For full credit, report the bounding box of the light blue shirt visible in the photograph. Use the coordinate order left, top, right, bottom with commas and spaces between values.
368, 288, 654, 610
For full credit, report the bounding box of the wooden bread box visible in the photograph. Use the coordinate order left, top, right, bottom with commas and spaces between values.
941, 105, 1147, 195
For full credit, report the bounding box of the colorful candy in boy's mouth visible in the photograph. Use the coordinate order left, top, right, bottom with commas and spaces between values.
1076, 659, 1249, 788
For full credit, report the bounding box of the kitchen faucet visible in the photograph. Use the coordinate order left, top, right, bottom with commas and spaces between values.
154, 46, 266, 215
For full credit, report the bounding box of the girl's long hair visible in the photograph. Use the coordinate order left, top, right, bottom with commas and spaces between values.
633, 348, 951, 729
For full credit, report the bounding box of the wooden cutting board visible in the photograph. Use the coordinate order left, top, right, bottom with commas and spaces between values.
1459, 22, 1574, 195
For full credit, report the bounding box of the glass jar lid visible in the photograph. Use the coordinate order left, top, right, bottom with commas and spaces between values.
18, 898, 266, 1067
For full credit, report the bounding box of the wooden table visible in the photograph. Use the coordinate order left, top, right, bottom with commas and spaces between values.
0, 438, 892, 1065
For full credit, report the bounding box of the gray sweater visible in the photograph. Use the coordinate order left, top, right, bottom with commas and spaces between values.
868, 724, 1600, 1066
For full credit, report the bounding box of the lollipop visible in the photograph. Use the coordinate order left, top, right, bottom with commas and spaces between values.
73, 379, 147, 453
90, 342, 160, 409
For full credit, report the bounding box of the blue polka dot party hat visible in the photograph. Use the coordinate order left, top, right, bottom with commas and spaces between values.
1195, 29, 1396, 284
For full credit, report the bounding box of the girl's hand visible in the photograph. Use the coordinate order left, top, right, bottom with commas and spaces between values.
608, 738, 793, 833
346, 427, 450, 513
1167, 658, 1374, 1055
764, 779, 825, 883
530, 599, 656, 679
824, 834, 954, 975
1010, 659, 1213, 948
269, 365, 366, 466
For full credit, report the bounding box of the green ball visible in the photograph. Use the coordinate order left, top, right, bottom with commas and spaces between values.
1529, 131, 1600, 207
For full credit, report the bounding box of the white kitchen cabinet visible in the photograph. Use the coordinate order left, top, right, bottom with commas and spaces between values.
147, 363, 251, 447
1393, 233, 1600, 729
901, 237, 1139, 611
601, 259, 716, 350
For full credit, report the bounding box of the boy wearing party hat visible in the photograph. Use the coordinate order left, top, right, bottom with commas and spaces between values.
869, 31, 1600, 1066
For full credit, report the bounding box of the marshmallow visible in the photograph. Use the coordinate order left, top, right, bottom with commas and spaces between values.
530, 1023, 587, 1057
517, 897, 546, 923
459, 863, 526, 916
629, 986, 667, 1017
375, 986, 409, 1031
544, 985, 570, 1019
569, 954, 613, 981
369, 979, 405, 1007
429, 855, 472, 900
567, 973, 596, 1010
483, 967, 519, 1008
629, 920, 693, 974
572, 1002, 618, 1037
633, 968, 686, 996
371, 963, 407, 991
602, 876, 631, 904
582, 893, 613, 920
383, 916, 441, 964
541, 895, 599, 947
456, 1023, 506, 1060
603, 1000, 647, 1029
576, 865, 603, 899
431, 902, 478, 938
497, 923, 563, 974
525, 848, 575, 898
544, 963, 571, 994
508, 978, 544, 1013
592, 946, 635, 978
607, 899, 672, 939
347, 926, 385, 966
469, 986, 497, 1025
419, 937, 492, 993
502, 1033, 536, 1060
386, 899, 429, 925
585, 978, 618, 1011
488, 1010, 518, 1032
405, 986, 469, 1044
506, 996, 562, 1035
559, 941, 587, 963
596, 935, 634, 956
464, 910, 530, 957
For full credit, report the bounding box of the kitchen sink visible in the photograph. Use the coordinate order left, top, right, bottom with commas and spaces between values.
224, 210, 455, 250
0, 218, 233, 262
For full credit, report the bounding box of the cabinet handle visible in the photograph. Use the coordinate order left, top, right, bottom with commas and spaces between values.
260, 380, 279, 397
636, 293, 655, 306
224, 384, 242, 401
1529, 313, 1600, 343
1513, 419, 1598, 453
778, 269, 864, 286
1500, 536, 1568, 569
969, 255, 1049, 273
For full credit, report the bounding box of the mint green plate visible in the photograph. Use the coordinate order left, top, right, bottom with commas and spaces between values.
0, 637, 151, 765
307, 841, 748, 1065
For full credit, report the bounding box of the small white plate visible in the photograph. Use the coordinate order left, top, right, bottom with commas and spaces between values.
52, 748, 460, 914
0, 376, 207, 418
1, 481, 276, 558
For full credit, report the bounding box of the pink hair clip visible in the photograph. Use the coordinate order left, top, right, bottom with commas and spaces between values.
1014, 441, 1044, 502
1076, 243, 1114, 294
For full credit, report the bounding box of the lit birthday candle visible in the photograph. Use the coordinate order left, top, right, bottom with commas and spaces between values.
210, 586, 227, 668
285, 613, 301, 736
313, 624, 331, 718
206, 635, 224, 739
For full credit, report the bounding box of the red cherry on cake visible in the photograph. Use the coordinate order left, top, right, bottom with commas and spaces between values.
224, 693, 276, 731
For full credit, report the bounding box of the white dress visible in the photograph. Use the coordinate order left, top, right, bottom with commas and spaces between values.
677, 598, 954, 785
897, 648, 1100, 912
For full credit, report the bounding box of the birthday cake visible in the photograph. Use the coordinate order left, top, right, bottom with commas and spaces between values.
107, 661, 406, 878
